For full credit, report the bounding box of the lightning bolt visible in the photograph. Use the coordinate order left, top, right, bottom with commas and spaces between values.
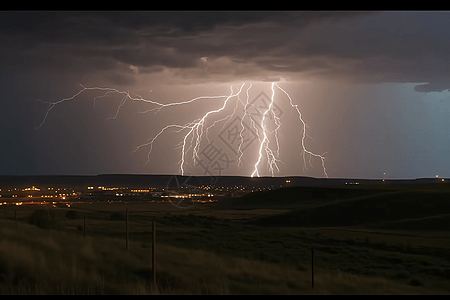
129, 84, 246, 175
251, 83, 282, 177
36, 81, 328, 178
274, 82, 328, 178
186, 83, 246, 175
237, 83, 253, 167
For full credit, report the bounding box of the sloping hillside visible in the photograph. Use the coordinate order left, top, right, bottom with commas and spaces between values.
216, 186, 389, 209
364, 214, 450, 231
248, 190, 450, 228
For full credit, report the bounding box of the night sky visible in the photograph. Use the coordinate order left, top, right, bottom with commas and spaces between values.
1, 11, 449, 179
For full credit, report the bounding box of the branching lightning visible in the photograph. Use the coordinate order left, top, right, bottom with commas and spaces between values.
251, 83, 281, 177
237, 83, 253, 166
36, 82, 328, 178
274, 82, 328, 178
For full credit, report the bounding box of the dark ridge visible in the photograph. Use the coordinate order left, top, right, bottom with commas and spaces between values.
214, 185, 389, 209
0, 174, 446, 189
248, 190, 450, 228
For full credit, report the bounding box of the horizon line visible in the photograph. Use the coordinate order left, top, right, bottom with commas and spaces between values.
0, 173, 447, 181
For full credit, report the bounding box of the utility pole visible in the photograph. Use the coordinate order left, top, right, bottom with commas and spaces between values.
152, 220, 156, 286
311, 245, 314, 289
126, 208, 129, 251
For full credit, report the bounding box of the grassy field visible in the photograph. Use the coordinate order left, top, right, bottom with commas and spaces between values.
1, 183, 450, 294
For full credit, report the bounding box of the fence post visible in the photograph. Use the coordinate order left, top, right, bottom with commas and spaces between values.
152, 220, 156, 286
126, 208, 129, 251
83, 216, 86, 238
311, 245, 314, 289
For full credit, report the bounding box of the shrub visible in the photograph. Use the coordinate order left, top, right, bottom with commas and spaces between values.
442, 268, 450, 280
65, 210, 78, 219
28, 209, 63, 230
374, 241, 387, 250
345, 238, 356, 246
406, 241, 413, 252
408, 278, 423, 286
110, 212, 125, 221
394, 270, 410, 279
297, 265, 308, 271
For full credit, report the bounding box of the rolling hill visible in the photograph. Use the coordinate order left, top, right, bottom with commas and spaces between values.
215, 185, 392, 209
245, 188, 450, 229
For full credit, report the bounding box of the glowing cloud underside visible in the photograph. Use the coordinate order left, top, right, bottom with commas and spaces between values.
36, 82, 328, 178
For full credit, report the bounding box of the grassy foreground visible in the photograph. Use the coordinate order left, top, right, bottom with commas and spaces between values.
0, 218, 448, 294
1, 183, 450, 294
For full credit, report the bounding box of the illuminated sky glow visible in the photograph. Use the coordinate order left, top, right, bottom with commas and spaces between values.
35, 81, 329, 178
1, 11, 450, 179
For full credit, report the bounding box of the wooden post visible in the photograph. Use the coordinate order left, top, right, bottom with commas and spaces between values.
126, 208, 129, 251
51, 213, 54, 230
83, 216, 86, 238
15, 209, 17, 230
152, 220, 156, 286
311, 245, 314, 289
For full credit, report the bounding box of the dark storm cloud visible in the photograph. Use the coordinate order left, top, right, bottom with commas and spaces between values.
0, 11, 369, 70
1, 11, 449, 91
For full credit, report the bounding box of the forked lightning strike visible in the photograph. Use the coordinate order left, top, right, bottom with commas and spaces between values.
36, 82, 328, 178
251, 83, 281, 178
274, 83, 328, 177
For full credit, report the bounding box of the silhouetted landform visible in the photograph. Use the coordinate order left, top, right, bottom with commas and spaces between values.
0, 174, 446, 189
247, 187, 450, 229
216, 186, 388, 209
365, 213, 450, 231
1, 175, 450, 294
